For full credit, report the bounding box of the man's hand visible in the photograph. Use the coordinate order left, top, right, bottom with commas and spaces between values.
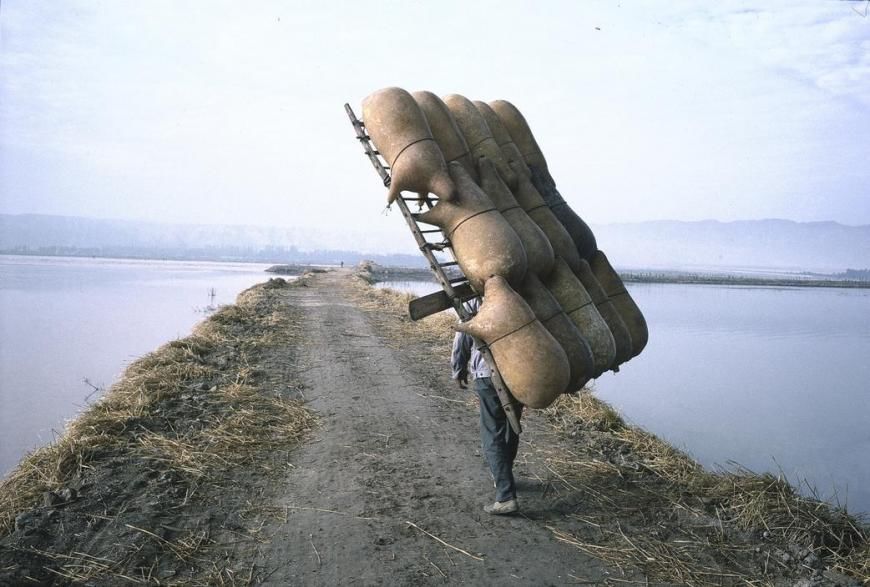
456, 370, 469, 390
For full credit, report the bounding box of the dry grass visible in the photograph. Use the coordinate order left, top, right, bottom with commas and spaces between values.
137, 381, 311, 480
0, 337, 216, 535
348, 270, 480, 414
549, 524, 755, 586
356, 272, 869, 585
543, 392, 869, 584
27, 527, 210, 584
0, 277, 314, 552
545, 389, 626, 433
349, 268, 457, 360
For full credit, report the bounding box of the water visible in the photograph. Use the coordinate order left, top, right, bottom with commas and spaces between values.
0, 255, 279, 475
379, 279, 870, 515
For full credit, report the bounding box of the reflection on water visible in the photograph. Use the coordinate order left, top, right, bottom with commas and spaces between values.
380, 279, 870, 514
0, 256, 278, 474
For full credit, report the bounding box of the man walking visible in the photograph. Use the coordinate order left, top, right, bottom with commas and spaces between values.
452, 297, 523, 515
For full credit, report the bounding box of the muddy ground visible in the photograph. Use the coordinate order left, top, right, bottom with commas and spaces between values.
0, 268, 866, 585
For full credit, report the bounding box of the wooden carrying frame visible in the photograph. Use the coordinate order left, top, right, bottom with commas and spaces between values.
345, 104, 522, 434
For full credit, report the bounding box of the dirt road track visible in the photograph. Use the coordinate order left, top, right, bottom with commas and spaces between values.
4, 269, 862, 584
259, 270, 611, 585
2, 268, 864, 584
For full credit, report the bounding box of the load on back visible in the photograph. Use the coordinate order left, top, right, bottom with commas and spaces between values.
361, 87, 648, 410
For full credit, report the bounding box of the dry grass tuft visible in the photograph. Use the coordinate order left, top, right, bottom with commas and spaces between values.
0, 336, 217, 535
27, 527, 210, 584
137, 382, 312, 480
550, 523, 755, 586
707, 469, 868, 563
352, 274, 869, 584
0, 435, 122, 536
0, 278, 314, 540
545, 391, 626, 433
544, 389, 869, 584
349, 271, 457, 361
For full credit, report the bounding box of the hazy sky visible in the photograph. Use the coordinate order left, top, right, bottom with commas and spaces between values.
1, 1, 868, 249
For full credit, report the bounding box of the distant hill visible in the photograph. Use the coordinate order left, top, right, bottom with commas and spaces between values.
590, 219, 869, 273
0, 214, 338, 251
1, 214, 867, 273
0, 214, 424, 267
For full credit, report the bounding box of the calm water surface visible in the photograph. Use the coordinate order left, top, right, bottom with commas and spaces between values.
379, 279, 870, 515
0, 256, 277, 474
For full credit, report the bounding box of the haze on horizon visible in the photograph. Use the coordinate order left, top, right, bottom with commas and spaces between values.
1, 1, 869, 251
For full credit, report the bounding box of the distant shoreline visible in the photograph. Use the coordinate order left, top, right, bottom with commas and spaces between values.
4, 254, 868, 289
620, 272, 870, 289
348, 262, 870, 290
266, 262, 435, 282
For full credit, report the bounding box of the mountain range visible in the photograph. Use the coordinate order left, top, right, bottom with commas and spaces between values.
593, 219, 870, 272
1, 214, 867, 273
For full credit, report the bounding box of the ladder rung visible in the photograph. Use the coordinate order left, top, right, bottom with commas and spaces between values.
439, 261, 459, 267
422, 242, 448, 251
419, 229, 441, 234
448, 277, 467, 284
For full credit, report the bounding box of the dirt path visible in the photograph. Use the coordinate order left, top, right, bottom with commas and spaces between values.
2, 268, 864, 584
257, 270, 614, 585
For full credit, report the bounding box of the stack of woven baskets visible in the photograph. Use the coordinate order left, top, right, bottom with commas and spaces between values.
363, 87, 647, 409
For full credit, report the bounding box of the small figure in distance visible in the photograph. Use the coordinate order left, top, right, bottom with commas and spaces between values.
452, 297, 523, 515
340, 261, 344, 268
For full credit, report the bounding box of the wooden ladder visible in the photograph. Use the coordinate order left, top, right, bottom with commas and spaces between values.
345, 103, 522, 434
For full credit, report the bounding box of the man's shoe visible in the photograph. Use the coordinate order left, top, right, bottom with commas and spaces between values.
483, 499, 518, 515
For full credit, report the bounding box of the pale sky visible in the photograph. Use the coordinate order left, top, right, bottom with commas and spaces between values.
1, 1, 868, 251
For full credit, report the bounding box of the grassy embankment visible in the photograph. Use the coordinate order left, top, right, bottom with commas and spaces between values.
356, 269, 869, 585
0, 277, 314, 584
